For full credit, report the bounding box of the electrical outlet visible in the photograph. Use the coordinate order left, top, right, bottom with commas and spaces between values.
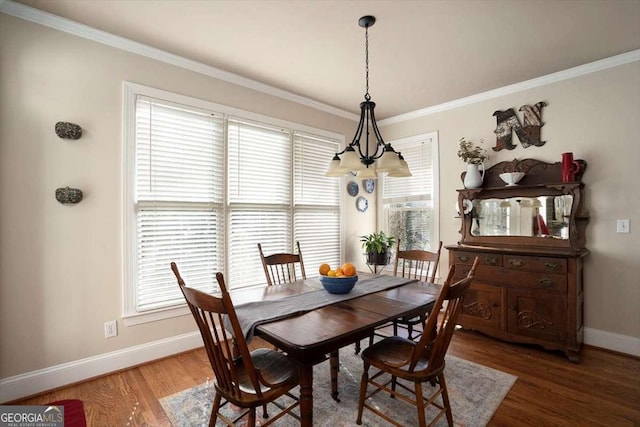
104, 320, 118, 338
616, 219, 630, 234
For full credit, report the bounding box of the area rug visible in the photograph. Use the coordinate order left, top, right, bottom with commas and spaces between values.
160, 343, 516, 426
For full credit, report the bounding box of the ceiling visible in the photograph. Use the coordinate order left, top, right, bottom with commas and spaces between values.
12, 0, 640, 120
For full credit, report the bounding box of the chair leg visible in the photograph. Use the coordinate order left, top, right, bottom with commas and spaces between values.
415, 381, 427, 427
209, 393, 222, 427
393, 320, 398, 336
356, 362, 370, 425
355, 340, 361, 354
407, 323, 414, 340
330, 351, 340, 402
262, 404, 268, 419
248, 407, 256, 427
439, 373, 454, 427
390, 375, 397, 398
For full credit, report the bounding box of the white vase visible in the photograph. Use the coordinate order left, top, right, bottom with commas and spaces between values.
464, 163, 484, 189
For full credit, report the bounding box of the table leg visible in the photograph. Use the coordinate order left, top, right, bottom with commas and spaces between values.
299, 364, 313, 427
330, 350, 340, 402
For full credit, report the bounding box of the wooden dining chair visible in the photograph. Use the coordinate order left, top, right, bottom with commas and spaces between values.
171, 263, 300, 427
356, 257, 479, 427
366, 240, 443, 348
258, 241, 306, 285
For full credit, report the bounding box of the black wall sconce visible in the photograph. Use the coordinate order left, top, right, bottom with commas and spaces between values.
55, 121, 82, 140
55, 187, 83, 204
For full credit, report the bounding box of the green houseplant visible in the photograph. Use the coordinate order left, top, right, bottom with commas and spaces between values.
360, 231, 396, 265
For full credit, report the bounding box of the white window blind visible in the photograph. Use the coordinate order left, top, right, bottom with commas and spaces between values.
134, 96, 224, 311
125, 83, 343, 322
293, 132, 341, 273
382, 136, 437, 252
227, 119, 293, 287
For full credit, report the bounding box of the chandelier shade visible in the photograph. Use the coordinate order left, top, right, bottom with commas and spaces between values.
325, 15, 411, 179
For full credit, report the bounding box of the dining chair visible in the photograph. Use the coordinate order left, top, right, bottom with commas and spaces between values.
257, 241, 341, 401
365, 240, 443, 349
258, 241, 306, 286
356, 257, 479, 427
171, 263, 300, 427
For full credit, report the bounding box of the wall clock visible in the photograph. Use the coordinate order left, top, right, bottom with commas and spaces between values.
356, 196, 369, 212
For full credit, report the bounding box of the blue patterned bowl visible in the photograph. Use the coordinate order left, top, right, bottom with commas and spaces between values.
319, 275, 358, 294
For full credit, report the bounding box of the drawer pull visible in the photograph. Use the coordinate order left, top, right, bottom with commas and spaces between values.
539, 278, 555, 288
484, 257, 498, 265
545, 262, 561, 271
458, 255, 470, 262
509, 259, 524, 267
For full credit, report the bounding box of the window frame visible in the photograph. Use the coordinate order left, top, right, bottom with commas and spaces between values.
377, 131, 440, 274
122, 82, 344, 326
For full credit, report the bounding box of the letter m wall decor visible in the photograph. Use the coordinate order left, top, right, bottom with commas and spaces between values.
492, 101, 547, 151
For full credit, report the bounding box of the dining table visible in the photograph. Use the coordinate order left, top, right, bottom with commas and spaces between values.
228, 274, 440, 427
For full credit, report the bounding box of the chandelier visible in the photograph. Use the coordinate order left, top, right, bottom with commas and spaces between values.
326, 15, 411, 179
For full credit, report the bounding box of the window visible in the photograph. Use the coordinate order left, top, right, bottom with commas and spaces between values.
381, 132, 439, 258
123, 83, 342, 324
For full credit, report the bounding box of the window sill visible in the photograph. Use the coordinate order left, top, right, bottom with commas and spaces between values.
123, 305, 190, 326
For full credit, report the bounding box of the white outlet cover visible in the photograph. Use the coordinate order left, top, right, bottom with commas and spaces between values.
616, 219, 630, 233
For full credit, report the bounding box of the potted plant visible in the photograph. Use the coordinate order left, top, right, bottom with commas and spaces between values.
457, 137, 488, 188
360, 231, 396, 265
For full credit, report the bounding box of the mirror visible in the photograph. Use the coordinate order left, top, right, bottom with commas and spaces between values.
470, 195, 573, 239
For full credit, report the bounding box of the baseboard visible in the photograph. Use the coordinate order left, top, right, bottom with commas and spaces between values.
2, 327, 638, 403
584, 327, 640, 357
0, 331, 202, 403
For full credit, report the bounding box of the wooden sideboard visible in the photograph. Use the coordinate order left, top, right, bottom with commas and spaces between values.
447, 159, 589, 362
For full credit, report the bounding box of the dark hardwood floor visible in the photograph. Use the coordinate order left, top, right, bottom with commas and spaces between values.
11, 330, 640, 426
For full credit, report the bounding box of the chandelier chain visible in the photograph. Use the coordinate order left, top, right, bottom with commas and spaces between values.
364, 26, 371, 101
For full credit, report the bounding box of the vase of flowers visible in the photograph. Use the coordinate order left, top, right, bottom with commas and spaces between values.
457, 137, 488, 188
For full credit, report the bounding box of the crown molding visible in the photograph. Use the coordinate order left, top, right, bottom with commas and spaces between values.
2, 1, 638, 129
379, 49, 640, 126
0, 0, 359, 122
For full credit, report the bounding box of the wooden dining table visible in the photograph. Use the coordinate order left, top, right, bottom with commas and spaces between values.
229, 275, 440, 427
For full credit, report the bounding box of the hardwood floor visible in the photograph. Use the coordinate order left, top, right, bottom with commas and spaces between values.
11, 330, 640, 426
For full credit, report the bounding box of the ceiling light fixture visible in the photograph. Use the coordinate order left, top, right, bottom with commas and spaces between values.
326, 15, 411, 179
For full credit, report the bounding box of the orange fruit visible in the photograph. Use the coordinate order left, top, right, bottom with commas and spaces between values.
335, 268, 344, 277
327, 269, 337, 277
341, 262, 356, 277
319, 263, 331, 276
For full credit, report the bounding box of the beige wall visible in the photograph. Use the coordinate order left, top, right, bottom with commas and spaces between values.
381, 61, 640, 342
1, 11, 638, 392
0, 14, 363, 380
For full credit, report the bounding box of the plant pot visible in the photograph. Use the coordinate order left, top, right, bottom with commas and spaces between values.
366, 250, 390, 266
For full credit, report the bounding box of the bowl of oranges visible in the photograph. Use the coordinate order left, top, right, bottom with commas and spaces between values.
318, 262, 358, 294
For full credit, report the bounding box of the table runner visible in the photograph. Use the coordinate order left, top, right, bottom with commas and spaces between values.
225, 275, 415, 341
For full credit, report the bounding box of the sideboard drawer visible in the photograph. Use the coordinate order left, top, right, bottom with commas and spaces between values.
491, 269, 567, 292
453, 251, 502, 267
503, 255, 567, 274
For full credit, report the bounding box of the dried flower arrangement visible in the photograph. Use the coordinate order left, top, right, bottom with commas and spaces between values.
457, 137, 488, 164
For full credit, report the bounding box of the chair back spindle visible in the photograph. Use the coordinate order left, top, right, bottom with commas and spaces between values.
258, 241, 306, 285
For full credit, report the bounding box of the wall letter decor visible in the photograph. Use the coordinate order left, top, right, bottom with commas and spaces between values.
492, 101, 547, 151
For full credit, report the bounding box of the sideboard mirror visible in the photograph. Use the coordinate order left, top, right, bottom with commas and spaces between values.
457, 158, 589, 251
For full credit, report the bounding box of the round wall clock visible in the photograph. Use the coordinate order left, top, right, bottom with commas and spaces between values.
356, 196, 369, 212
363, 179, 375, 193
347, 181, 359, 197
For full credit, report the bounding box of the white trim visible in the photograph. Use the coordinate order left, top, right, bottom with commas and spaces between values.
584, 327, 640, 357
0, 332, 202, 403
379, 49, 640, 126
0, 0, 358, 122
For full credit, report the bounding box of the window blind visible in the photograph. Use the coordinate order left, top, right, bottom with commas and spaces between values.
293, 132, 341, 273
134, 96, 224, 311
383, 139, 433, 203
